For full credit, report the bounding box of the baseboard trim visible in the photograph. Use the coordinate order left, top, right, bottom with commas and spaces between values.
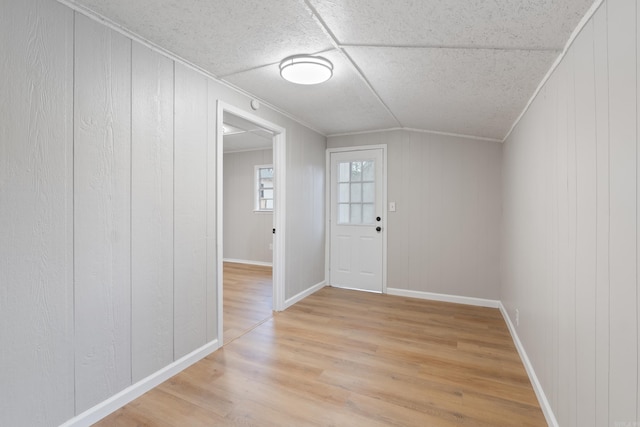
223, 258, 273, 267
283, 280, 326, 309
498, 303, 558, 427
386, 288, 500, 308
60, 340, 220, 427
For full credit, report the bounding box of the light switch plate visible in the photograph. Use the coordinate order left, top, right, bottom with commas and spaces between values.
389, 202, 396, 212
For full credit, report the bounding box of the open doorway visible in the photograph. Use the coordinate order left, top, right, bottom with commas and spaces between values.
216, 102, 286, 345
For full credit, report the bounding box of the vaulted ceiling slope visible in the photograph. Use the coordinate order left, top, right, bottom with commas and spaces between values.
67, 0, 595, 140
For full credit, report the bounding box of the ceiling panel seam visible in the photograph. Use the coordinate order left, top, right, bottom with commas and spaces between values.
328, 126, 502, 143
56, 0, 329, 137
302, 0, 402, 128
338, 43, 562, 52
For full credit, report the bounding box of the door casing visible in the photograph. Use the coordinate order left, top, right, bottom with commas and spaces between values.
216, 101, 287, 345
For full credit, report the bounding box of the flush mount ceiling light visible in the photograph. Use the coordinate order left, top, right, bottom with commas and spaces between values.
279, 54, 333, 85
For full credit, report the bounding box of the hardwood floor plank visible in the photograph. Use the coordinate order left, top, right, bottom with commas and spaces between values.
223, 262, 273, 345
95, 286, 546, 426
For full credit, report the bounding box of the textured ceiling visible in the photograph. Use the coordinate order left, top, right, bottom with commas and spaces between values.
67, 0, 595, 140
223, 112, 273, 153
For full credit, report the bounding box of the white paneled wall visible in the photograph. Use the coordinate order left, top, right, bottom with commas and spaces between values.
328, 130, 502, 300
0, 1, 326, 425
131, 43, 174, 382
223, 149, 274, 265
502, 0, 639, 425
74, 14, 133, 412
0, 1, 74, 425
173, 63, 210, 359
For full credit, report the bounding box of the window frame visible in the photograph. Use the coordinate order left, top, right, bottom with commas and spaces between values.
254, 164, 274, 213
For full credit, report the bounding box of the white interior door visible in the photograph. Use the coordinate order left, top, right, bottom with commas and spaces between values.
330, 148, 384, 292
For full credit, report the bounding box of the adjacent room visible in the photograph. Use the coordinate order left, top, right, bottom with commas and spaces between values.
1, 0, 638, 426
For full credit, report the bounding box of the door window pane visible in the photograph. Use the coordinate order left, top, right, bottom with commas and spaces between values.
362, 183, 374, 203
362, 161, 374, 181
362, 204, 375, 224
350, 204, 362, 224
338, 203, 349, 223
338, 183, 350, 203
350, 183, 362, 203
339, 162, 350, 182
335, 159, 376, 225
351, 161, 362, 181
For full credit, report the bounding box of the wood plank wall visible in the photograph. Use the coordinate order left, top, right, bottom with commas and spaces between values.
0, 1, 327, 424
502, 0, 640, 425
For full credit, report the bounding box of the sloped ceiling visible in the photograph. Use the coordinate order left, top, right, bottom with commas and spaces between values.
66, 0, 595, 140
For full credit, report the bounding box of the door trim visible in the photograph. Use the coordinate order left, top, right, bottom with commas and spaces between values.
325, 145, 388, 293
216, 101, 287, 344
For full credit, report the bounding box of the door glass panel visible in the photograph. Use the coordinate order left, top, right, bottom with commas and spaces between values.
362, 161, 374, 181
350, 183, 362, 203
338, 203, 349, 223
362, 183, 374, 203
339, 162, 350, 182
336, 158, 376, 225
351, 161, 362, 181
338, 183, 350, 203
350, 203, 362, 224
362, 204, 375, 224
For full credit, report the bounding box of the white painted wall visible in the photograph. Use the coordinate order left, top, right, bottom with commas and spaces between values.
0, 1, 74, 425
0, 0, 326, 425
501, 1, 639, 425
328, 130, 502, 300
224, 149, 274, 264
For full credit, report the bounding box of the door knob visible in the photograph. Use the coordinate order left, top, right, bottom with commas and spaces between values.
376, 226, 382, 232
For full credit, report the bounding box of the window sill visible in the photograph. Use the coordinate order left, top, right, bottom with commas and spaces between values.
253, 210, 274, 214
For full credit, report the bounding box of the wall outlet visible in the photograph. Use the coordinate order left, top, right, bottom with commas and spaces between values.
515, 308, 520, 327
269, 243, 273, 251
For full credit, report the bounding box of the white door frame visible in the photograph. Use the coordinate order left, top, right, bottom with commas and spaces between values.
216, 101, 287, 344
325, 145, 388, 293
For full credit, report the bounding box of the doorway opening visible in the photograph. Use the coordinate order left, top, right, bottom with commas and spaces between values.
216, 101, 286, 345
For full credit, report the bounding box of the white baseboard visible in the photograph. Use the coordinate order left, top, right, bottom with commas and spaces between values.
498, 303, 558, 427
223, 258, 273, 267
284, 280, 326, 309
60, 340, 220, 427
386, 287, 500, 308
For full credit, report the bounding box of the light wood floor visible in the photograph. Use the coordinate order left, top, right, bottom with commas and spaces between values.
96, 285, 546, 426
222, 262, 273, 345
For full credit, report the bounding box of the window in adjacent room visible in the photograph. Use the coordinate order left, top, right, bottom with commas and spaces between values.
255, 164, 274, 212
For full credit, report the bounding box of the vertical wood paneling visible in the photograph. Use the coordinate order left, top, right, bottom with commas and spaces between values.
637, 1, 640, 422
174, 63, 208, 359
0, 1, 74, 425
207, 82, 218, 342
503, 1, 640, 425
544, 74, 560, 414
573, 21, 598, 427
593, 6, 611, 426
554, 56, 572, 426
131, 43, 174, 382
74, 13, 132, 412
607, 0, 638, 422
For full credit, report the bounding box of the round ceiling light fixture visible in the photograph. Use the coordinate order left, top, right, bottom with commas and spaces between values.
279, 54, 333, 85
